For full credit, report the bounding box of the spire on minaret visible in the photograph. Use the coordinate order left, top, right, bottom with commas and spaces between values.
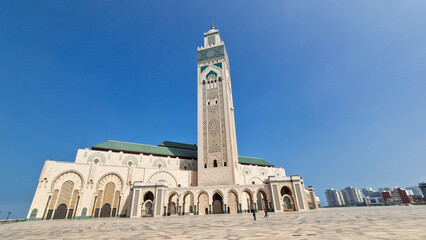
211, 22, 214, 29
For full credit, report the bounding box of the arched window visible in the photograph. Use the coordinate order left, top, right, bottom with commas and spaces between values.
204, 164, 207, 168
30, 209, 38, 219
224, 162, 227, 167
213, 160, 218, 168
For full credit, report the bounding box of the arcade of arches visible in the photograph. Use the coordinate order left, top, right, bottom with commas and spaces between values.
164, 188, 272, 216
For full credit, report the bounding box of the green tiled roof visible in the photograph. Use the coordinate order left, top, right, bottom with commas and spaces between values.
158, 141, 197, 151
238, 156, 274, 167
92, 140, 274, 166
92, 140, 197, 159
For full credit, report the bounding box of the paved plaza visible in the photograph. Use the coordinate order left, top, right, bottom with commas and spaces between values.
1, 206, 425, 239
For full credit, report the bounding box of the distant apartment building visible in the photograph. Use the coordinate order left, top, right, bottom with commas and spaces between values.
325, 189, 345, 207
419, 182, 426, 197
342, 187, 363, 206
379, 187, 398, 192
393, 188, 411, 204
365, 191, 384, 206
381, 188, 412, 205
406, 186, 423, 197
381, 191, 393, 205
362, 187, 375, 198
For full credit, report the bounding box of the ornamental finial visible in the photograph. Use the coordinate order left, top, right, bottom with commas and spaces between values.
211, 22, 214, 29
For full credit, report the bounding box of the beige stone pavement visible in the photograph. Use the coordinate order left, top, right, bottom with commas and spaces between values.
1, 205, 425, 240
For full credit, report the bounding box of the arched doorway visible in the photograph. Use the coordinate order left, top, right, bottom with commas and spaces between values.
280, 186, 294, 211
145, 202, 153, 216
168, 193, 178, 215
241, 190, 254, 212
227, 190, 239, 214
53, 204, 67, 219
283, 196, 295, 211
198, 192, 209, 215
100, 203, 111, 217
182, 192, 194, 215
143, 191, 155, 217
256, 190, 268, 211
93, 174, 122, 218
168, 202, 176, 215
212, 193, 223, 214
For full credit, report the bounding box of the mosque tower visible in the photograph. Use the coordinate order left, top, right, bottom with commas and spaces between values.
197, 24, 239, 186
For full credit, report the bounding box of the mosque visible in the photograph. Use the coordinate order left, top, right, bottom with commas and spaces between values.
27, 25, 318, 220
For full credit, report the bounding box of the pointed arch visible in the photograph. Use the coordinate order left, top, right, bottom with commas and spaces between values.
96, 173, 124, 191
147, 171, 178, 187
51, 170, 84, 191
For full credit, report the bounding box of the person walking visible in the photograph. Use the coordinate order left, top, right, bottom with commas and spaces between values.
252, 208, 256, 220
264, 208, 268, 218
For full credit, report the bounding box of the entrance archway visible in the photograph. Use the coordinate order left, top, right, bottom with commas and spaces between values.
227, 190, 239, 214
280, 186, 294, 211
212, 193, 223, 214
168, 192, 178, 215
168, 202, 176, 215
256, 190, 268, 211
100, 203, 111, 217
283, 196, 294, 210
145, 202, 153, 216
53, 204, 67, 219
182, 192, 194, 214
241, 190, 254, 212
198, 192, 209, 215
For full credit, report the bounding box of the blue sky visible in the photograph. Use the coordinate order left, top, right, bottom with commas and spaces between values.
1, 1, 425, 218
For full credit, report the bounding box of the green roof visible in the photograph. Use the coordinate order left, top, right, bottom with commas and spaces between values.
158, 141, 197, 151
238, 156, 274, 167
92, 140, 274, 166
92, 140, 197, 159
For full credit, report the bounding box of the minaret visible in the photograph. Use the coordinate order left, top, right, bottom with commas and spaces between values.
197, 24, 239, 186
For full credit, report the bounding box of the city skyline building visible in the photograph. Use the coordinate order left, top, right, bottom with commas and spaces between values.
325, 189, 345, 207
419, 182, 426, 198
406, 186, 423, 197
362, 187, 375, 198
341, 187, 363, 206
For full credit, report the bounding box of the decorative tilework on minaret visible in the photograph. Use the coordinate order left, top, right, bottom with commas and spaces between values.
197, 25, 239, 186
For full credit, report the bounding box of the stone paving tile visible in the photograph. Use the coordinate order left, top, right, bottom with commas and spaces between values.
1, 206, 426, 239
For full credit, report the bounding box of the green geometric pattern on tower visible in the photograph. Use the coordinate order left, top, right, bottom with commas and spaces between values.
214, 63, 222, 69
198, 45, 225, 62
206, 70, 217, 79
200, 66, 208, 73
